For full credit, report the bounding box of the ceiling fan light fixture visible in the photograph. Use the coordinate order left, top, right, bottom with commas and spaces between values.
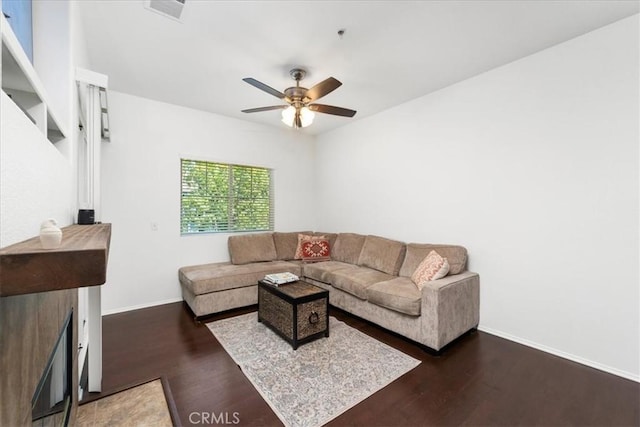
281, 106, 296, 126
281, 106, 315, 128
300, 106, 315, 127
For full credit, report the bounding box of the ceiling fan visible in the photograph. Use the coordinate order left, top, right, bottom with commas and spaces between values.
241, 68, 357, 129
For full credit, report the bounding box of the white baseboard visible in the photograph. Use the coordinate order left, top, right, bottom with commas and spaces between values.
478, 325, 639, 383
102, 297, 183, 316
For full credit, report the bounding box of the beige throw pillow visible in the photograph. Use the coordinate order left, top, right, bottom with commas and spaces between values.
294, 234, 325, 259
411, 250, 450, 289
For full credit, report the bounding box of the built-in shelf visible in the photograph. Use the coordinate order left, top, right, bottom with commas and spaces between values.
0, 224, 111, 297
1, 14, 68, 143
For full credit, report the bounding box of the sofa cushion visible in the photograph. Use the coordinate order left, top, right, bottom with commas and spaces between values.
303, 260, 354, 283
357, 235, 406, 275
228, 233, 277, 265
314, 232, 338, 249
411, 250, 450, 289
179, 260, 302, 295
329, 266, 395, 300
332, 233, 366, 264
273, 231, 312, 260
366, 277, 422, 316
400, 243, 468, 277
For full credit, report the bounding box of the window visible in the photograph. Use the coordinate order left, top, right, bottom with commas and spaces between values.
2, 0, 33, 62
181, 159, 273, 234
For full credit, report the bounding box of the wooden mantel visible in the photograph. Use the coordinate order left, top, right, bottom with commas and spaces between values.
0, 223, 111, 297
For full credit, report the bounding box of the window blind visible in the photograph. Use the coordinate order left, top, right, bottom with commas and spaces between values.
181, 159, 273, 233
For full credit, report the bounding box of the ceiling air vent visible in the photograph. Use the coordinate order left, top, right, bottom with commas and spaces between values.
145, 0, 185, 20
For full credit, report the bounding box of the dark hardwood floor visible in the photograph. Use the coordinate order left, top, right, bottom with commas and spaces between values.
89, 302, 639, 426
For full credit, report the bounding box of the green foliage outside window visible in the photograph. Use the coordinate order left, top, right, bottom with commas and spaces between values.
181, 159, 273, 233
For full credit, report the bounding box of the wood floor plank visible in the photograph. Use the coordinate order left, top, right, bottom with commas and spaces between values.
86, 302, 639, 426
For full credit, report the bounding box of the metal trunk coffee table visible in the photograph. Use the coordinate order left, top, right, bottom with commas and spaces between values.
258, 280, 329, 350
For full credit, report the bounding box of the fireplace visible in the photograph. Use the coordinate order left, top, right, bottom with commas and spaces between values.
31, 310, 73, 427
1, 224, 110, 425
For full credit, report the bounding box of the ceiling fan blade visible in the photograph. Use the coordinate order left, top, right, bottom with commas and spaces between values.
242, 78, 286, 99
305, 77, 342, 102
241, 105, 287, 113
309, 104, 357, 117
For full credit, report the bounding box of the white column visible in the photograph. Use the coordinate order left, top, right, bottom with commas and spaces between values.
76, 68, 108, 393
87, 285, 102, 392
87, 82, 103, 392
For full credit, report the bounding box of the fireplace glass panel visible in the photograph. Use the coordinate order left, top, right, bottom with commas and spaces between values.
32, 311, 72, 427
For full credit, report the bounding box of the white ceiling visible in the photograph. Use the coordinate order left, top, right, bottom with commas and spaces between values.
78, 1, 639, 136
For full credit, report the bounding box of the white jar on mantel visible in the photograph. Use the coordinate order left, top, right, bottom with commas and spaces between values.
40, 219, 62, 249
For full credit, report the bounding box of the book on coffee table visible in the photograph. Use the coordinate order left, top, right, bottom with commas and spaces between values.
263, 272, 299, 286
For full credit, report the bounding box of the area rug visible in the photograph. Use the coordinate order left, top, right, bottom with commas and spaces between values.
207, 312, 421, 427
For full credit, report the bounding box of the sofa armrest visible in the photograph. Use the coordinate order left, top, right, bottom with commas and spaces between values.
422, 271, 479, 291
420, 271, 480, 350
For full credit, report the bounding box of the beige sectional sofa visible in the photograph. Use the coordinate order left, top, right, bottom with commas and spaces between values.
179, 231, 479, 351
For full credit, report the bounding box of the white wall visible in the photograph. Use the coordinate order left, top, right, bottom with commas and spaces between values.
0, 2, 75, 247
100, 91, 317, 313
33, 1, 71, 138
0, 93, 73, 247
316, 16, 639, 380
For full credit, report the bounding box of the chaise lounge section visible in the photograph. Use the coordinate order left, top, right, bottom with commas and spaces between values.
179, 231, 479, 351
180, 232, 306, 316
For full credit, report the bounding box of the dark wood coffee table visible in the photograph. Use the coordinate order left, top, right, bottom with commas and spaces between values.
258, 280, 329, 350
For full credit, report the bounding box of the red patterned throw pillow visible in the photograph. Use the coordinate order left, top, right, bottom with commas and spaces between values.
294, 234, 325, 259
411, 250, 449, 289
301, 239, 331, 262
